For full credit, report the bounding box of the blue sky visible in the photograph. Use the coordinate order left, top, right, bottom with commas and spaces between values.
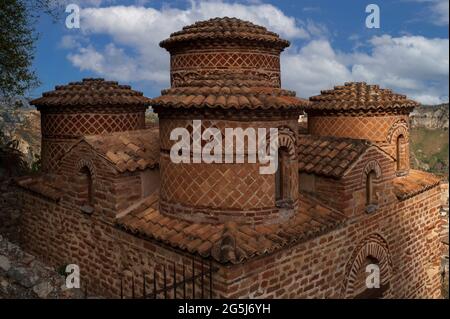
32, 0, 449, 104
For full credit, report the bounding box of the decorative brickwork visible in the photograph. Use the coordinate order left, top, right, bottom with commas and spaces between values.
308, 115, 408, 142
362, 160, 382, 180
13, 17, 444, 300
31, 79, 149, 172
41, 111, 145, 138
171, 52, 280, 71
343, 233, 393, 298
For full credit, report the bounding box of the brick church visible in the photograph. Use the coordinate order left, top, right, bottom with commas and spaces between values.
16, 17, 443, 298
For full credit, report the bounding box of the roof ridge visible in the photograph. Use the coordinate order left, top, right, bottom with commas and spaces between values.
307, 82, 418, 114
30, 78, 152, 108
160, 17, 290, 50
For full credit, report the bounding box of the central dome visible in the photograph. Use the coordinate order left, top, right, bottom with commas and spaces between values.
160, 17, 290, 51
153, 17, 307, 110
153, 18, 305, 225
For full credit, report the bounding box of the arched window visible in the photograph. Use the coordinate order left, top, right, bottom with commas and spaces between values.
275, 147, 291, 206
345, 234, 393, 298
366, 170, 376, 206
79, 166, 94, 213
353, 256, 389, 299
396, 134, 406, 171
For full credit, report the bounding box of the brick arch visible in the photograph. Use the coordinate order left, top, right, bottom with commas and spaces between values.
261, 126, 296, 161
276, 127, 297, 160
361, 160, 382, 183
387, 120, 409, 143
343, 233, 393, 298
76, 159, 97, 180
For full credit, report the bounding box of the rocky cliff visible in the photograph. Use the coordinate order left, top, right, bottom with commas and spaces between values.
0, 98, 41, 166
409, 104, 449, 178
410, 104, 449, 130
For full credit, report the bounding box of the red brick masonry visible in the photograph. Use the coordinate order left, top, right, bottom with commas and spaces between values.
16, 17, 444, 299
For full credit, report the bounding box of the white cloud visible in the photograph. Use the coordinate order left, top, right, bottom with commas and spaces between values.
281, 35, 449, 104
64, 1, 449, 104
59, 34, 88, 49
412, 0, 449, 25
430, 0, 449, 25
56, 0, 115, 7
348, 35, 449, 103
67, 43, 168, 82
66, 1, 311, 85
431, 0, 449, 25
282, 40, 351, 97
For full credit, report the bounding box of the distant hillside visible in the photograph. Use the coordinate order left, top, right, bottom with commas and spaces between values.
410, 103, 449, 130
409, 103, 449, 178
0, 98, 40, 166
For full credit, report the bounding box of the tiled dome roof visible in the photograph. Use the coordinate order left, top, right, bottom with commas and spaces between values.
160, 17, 290, 50
152, 79, 308, 110
31, 78, 151, 107
308, 82, 419, 115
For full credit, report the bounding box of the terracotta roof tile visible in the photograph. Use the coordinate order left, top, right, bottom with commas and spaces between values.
30, 78, 151, 108
153, 83, 308, 110
116, 192, 345, 264
393, 170, 442, 200
79, 127, 159, 173
308, 82, 419, 115
160, 17, 290, 51
15, 175, 62, 201
298, 135, 371, 178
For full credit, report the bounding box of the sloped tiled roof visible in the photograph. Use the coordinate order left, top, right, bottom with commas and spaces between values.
298, 135, 372, 178
152, 80, 308, 110
393, 170, 442, 200
160, 17, 290, 50
30, 78, 152, 108
80, 128, 159, 173
15, 175, 62, 201
117, 192, 346, 264
308, 82, 419, 115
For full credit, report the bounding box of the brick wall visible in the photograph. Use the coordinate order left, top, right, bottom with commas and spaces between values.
300, 147, 396, 217
18, 179, 443, 298
170, 50, 281, 88
158, 117, 299, 225
40, 107, 146, 172
213, 185, 442, 298
19, 191, 214, 298
308, 115, 408, 142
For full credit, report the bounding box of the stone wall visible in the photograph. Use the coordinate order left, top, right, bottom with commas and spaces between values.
0, 234, 84, 299
0, 181, 22, 243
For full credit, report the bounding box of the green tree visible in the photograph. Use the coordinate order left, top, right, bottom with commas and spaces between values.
0, 131, 28, 178
0, 0, 59, 100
